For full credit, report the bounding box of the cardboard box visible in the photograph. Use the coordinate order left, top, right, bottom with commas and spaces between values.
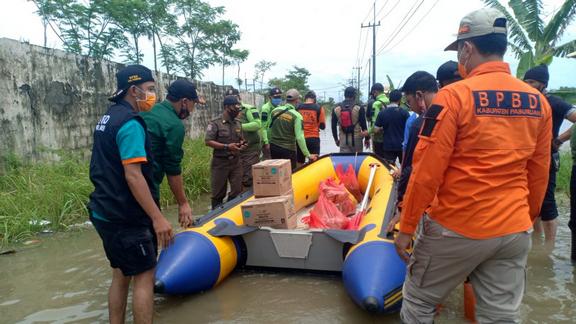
252, 159, 292, 197
242, 194, 296, 229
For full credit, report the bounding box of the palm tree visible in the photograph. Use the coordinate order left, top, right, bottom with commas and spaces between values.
482, 0, 576, 77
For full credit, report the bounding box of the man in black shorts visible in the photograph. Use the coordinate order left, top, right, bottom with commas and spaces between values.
88, 65, 173, 324
524, 64, 576, 244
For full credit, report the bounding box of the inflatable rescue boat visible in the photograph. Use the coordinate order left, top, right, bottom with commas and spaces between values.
154, 153, 406, 313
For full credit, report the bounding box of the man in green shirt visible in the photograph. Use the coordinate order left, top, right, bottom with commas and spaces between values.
268, 89, 318, 170
141, 79, 199, 228
369, 83, 390, 158
260, 87, 283, 159
226, 88, 262, 189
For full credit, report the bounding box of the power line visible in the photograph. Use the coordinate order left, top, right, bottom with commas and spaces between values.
360, 3, 374, 24
377, 0, 401, 21
374, 0, 391, 22
361, 1, 381, 87
380, 0, 440, 55
354, 28, 365, 67
376, 0, 425, 55
358, 25, 370, 68
376, 0, 423, 55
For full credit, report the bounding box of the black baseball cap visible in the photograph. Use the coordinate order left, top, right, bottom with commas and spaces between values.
225, 88, 240, 96
109, 64, 154, 102
401, 71, 438, 95
223, 95, 240, 106
269, 87, 282, 97
168, 79, 198, 101
370, 83, 384, 93
436, 61, 461, 84
344, 86, 356, 98
523, 64, 549, 86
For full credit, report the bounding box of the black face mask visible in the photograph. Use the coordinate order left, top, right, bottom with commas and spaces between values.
228, 110, 239, 119
178, 106, 190, 120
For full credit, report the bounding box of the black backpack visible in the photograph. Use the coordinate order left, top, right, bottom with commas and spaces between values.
366, 98, 375, 121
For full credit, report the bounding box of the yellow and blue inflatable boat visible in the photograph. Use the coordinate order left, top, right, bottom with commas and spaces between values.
154, 153, 406, 313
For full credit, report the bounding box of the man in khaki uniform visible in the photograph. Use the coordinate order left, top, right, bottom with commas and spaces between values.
225, 88, 262, 189
205, 95, 246, 209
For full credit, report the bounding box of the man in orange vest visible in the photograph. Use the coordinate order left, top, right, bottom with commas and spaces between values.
296, 90, 326, 166
395, 8, 551, 323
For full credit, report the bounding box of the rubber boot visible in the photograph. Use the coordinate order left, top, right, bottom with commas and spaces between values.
464, 281, 477, 323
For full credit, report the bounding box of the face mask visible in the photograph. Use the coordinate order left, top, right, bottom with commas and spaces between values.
178, 100, 194, 119
178, 105, 191, 120
271, 98, 282, 107
227, 107, 240, 119
457, 46, 471, 79
135, 87, 156, 112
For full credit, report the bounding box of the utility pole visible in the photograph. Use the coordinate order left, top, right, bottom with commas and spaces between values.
368, 59, 371, 98
353, 66, 361, 91
361, 1, 380, 87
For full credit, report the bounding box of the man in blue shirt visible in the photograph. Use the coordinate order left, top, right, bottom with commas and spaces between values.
88, 65, 173, 324
374, 89, 409, 164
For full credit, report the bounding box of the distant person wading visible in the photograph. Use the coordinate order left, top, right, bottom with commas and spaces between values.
332, 86, 370, 153
268, 89, 318, 170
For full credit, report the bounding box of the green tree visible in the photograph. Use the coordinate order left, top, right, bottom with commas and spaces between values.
483, 0, 576, 77
226, 49, 249, 86
172, 0, 245, 79
143, 0, 174, 72
254, 60, 276, 90
31, 0, 126, 59
268, 66, 311, 94
107, 0, 150, 64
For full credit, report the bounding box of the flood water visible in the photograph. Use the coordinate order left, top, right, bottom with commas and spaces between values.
2, 127, 576, 323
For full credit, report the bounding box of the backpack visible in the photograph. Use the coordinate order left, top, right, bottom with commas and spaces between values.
366, 99, 375, 121
339, 105, 356, 134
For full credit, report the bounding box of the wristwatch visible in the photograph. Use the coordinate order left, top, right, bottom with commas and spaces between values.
224, 143, 229, 150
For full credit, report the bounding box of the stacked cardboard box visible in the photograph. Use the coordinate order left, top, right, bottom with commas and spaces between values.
242, 160, 296, 229
252, 159, 292, 197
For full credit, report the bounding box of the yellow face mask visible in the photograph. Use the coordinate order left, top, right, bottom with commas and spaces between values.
135, 87, 156, 112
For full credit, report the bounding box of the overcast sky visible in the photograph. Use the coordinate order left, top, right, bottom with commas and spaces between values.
1, 0, 574, 101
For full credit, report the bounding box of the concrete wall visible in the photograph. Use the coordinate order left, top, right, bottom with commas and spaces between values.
0, 38, 264, 164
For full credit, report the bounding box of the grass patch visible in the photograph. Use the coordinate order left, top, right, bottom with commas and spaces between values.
557, 151, 571, 197
0, 138, 211, 248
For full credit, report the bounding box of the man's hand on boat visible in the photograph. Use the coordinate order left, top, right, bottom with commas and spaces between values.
153, 216, 174, 249
394, 232, 412, 263
178, 202, 193, 228
364, 137, 371, 149
389, 165, 401, 179
308, 154, 319, 162
385, 209, 400, 233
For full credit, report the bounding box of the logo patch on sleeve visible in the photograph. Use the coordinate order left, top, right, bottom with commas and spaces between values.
473, 91, 542, 118
420, 105, 443, 137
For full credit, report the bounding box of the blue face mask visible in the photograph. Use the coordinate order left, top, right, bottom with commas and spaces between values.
271, 98, 282, 106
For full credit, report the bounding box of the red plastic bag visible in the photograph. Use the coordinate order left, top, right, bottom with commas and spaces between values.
307, 191, 349, 229
336, 164, 363, 202
319, 178, 357, 216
